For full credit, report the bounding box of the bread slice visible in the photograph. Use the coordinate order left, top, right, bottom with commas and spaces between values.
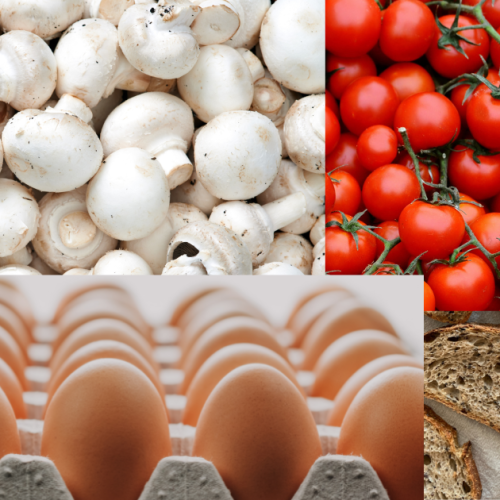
425, 312, 472, 324
424, 324, 500, 433
424, 405, 482, 499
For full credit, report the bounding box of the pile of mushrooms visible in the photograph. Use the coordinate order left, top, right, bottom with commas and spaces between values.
0, 0, 325, 276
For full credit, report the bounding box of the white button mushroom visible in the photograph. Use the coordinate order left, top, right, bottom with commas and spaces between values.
86, 148, 170, 241
163, 261, 208, 275
195, 110, 281, 200
63, 268, 92, 275
310, 214, 325, 247
253, 262, 303, 275
312, 237, 325, 276
164, 221, 252, 275
0, 265, 41, 275
0, 246, 32, 267
100, 92, 194, 189
84, 0, 135, 26
0, 0, 85, 40
259, 0, 325, 94
263, 232, 313, 275
32, 186, 118, 274
2, 94, 103, 193
30, 252, 61, 275
0, 179, 40, 258
118, 0, 201, 79
190, 0, 240, 46
0, 31, 57, 111
91, 250, 153, 275
209, 192, 306, 267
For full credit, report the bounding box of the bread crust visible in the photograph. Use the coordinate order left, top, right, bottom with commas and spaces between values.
425, 311, 472, 324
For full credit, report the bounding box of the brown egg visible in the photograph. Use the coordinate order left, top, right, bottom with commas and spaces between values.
0, 326, 28, 390
193, 364, 322, 500
337, 367, 424, 500
169, 287, 223, 326
50, 319, 158, 375
0, 303, 31, 356
183, 344, 303, 426
179, 317, 288, 394
46, 340, 165, 410
311, 330, 407, 400
0, 281, 35, 332
301, 298, 397, 369
328, 354, 423, 426
0, 358, 26, 418
0, 387, 21, 457
42, 359, 171, 500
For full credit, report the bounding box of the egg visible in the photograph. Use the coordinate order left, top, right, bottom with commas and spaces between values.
0, 358, 26, 418
0, 302, 31, 354
179, 316, 288, 394
42, 359, 171, 500
0, 387, 21, 457
0, 326, 28, 390
170, 287, 223, 326
0, 281, 35, 332
46, 340, 165, 410
311, 330, 407, 400
301, 298, 397, 369
337, 367, 424, 500
193, 364, 322, 500
50, 318, 158, 375
183, 343, 303, 426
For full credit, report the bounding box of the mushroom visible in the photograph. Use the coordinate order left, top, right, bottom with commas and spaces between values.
263, 232, 313, 275
257, 159, 324, 234
163, 261, 208, 275
310, 214, 325, 246
30, 252, 61, 275
0, 103, 14, 135
0, 0, 85, 40
86, 148, 170, 241
190, 0, 240, 46
253, 262, 303, 275
100, 92, 194, 189
118, 0, 201, 80
0, 179, 40, 258
91, 250, 153, 275
209, 192, 306, 267
163, 221, 252, 275
2, 94, 103, 193
90, 89, 124, 135
0, 30, 57, 111
122, 202, 207, 274
284, 94, 325, 174
0, 247, 32, 267
32, 186, 118, 274
0, 265, 41, 275
311, 237, 325, 276
259, 0, 325, 94
195, 111, 281, 200
64, 268, 92, 275
84, 0, 135, 26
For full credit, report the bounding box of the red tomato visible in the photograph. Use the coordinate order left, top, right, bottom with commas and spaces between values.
489, 192, 500, 212
326, 54, 377, 100
457, 193, 487, 227
362, 164, 421, 221
394, 92, 461, 152
325, 174, 336, 215
372, 262, 399, 275
399, 201, 465, 261
325, 107, 340, 156
467, 85, 500, 150
397, 152, 439, 195
486, 286, 500, 311
326, 212, 377, 274
463, 0, 500, 30
326, 0, 381, 57
492, 28, 500, 68
379, 0, 435, 62
424, 282, 435, 311
379, 63, 435, 101
373, 220, 411, 268
340, 76, 400, 136
369, 39, 395, 67
357, 125, 398, 171
327, 133, 370, 186
325, 90, 339, 118
426, 16, 490, 79
469, 213, 500, 271
331, 170, 361, 216
427, 253, 495, 311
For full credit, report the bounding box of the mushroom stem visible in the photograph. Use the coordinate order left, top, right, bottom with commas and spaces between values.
252, 78, 286, 114
303, 170, 325, 198
191, 0, 240, 45
237, 48, 265, 82
262, 192, 307, 232
310, 101, 325, 142
155, 148, 193, 190
104, 48, 150, 97
59, 211, 98, 249
50, 94, 93, 123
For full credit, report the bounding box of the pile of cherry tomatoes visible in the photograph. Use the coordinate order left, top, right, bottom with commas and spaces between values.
325, 0, 500, 311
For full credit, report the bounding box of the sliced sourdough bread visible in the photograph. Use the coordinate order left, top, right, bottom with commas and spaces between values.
424, 324, 500, 433
425, 312, 472, 324
424, 405, 482, 499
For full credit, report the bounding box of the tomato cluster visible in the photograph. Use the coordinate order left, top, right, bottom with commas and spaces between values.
325, 0, 500, 311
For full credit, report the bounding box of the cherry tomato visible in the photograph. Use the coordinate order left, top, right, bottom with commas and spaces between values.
380, 0, 435, 62
463, 0, 500, 30
325, 90, 339, 118
427, 252, 495, 311
396, 152, 439, 195
468, 213, 500, 271
340, 76, 400, 136
326, 212, 377, 274
326, 54, 377, 100
457, 193, 487, 228
399, 201, 465, 261
394, 92, 461, 152
486, 286, 500, 311
379, 63, 435, 101
331, 170, 361, 216
373, 220, 411, 268
325, 107, 340, 156
489, 192, 500, 212
467, 84, 500, 150
325, 174, 336, 215
424, 282, 436, 311
326, 0, 381, 57
357, 125, 398, 171
327, 133, 370, 186
426, 15, 490, 79
491, 27, 500, 68
372, 262, 399, 275
362, 164, 421, 221
369, 38, 395, 67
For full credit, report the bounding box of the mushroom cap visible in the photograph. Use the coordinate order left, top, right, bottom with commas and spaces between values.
30, 253, 62, 275
87, 0, 135, 26
32, 186, 118, 274
0, 31, 57, 111
224, 0, 270, 50
64, 268, 92, 275
253, 262, 304, 275
190, 0, 240, 46
162, 261, 208, 275
87, 148, 170, 241
195, 111, 281, 200
166, 221, 252, 275
118, 1, 200, 79
0, 179, 40, 258
0, 265, 41, 275
92, 250, 153, 275
260, 0, 325, 94
311, 237, 325, 276
264, 232, 313, 275
178, 44, 253, 123
0, 0, 85, 39
0, 246, 32, 268
310, 215, 325, 246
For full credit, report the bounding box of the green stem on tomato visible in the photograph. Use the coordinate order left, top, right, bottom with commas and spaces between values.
464, 222, 500, 278
439, 152, 449, 192
356, 226, 402, 275
398, 127, 428, 200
